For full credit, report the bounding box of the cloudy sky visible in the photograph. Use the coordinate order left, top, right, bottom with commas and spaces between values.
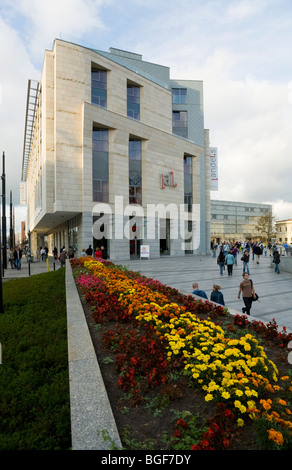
1, 0, 292, 230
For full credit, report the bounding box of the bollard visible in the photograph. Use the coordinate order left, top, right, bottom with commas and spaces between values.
46, 257, 49, 272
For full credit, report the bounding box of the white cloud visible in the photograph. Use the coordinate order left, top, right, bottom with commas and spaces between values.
225, 0, 266, 21
0, 17, 39, 204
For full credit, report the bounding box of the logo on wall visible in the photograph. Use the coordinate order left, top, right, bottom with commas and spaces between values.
210, 147, 218, 191
161, 171, 177, 189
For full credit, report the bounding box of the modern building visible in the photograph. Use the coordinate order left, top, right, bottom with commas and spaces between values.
210, 200, 272, 243
21, 39, 211, 260
275, 219, 292, 244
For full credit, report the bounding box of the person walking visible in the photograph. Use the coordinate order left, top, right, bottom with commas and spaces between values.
238, 273, 256, 316
210, 285, 225, 305
86, 244, 93, 257
273, 250, 281, 274
68, 246, 75, 259
53, 246, 58, 260
59, 250, 67, 267
253, 242, 262, 264
225, 251, 235, 276
217, 250, 225, 276
232, 245, 238, 265
241, 249, 250, 274
13, 246, 22, 270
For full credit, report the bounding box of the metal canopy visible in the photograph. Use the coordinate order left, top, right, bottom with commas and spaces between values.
21, 79, 40, 181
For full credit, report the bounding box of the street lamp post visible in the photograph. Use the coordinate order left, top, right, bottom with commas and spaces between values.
0, 184, 3, 313
2, 151, 7, 270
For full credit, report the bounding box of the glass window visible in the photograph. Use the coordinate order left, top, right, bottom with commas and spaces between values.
129, 139, 142, 205
172, 88, 187, 104
127, 85, 140, 120
172, 111, 188, 138
184, 155, 192, 212
91, 68, 107, 107
92, 128, 109, 202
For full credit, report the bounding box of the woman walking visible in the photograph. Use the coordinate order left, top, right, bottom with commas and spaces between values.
225, 251, 235, 276
238, 273, 256, 316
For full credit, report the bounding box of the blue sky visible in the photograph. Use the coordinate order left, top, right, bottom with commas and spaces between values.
1, 0, 292, 229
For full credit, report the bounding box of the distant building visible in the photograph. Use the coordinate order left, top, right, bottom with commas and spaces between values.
210, 200, 272, 243
21, 39, 211, 260
275, 219, 292, 244
20, 221, 26, 243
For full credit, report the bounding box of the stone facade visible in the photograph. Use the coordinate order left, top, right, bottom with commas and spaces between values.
22, 39, 211, 260
275, 219, 292, 244
210, 200, 272, 243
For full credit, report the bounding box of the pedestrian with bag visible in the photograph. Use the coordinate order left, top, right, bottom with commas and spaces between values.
238, 273, 257, 316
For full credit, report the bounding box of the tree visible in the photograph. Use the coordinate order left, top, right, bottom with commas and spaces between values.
254, 213, 276, 241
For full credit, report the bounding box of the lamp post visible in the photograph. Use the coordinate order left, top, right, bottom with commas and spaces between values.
2, 151, 7, 270
0, 177, 3, 313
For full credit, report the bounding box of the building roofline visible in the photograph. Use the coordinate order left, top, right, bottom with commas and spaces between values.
22, 79, 40, 181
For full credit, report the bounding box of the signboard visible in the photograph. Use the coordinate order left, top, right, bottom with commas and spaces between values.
161, 171, 177, 189
210, 147, 218, 191
140, 245, 150, 259
20, 181, 27, 206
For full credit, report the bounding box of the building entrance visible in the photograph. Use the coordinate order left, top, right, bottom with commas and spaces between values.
130, 238, 141, 259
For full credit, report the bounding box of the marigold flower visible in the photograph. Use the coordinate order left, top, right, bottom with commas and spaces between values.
268, 429, 284, 446
205, 394, 214, 402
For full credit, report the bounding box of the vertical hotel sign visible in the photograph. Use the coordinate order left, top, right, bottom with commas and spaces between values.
210, 147, 218, 191
20, 182, 27, 206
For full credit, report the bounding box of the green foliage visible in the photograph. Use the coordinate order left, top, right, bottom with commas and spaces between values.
0, 269, 71, 450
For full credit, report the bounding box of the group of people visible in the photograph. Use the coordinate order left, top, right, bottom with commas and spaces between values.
81, 244, 108, 260
192, 271, 257, 316
192, 282, 225, 306
214, 240, 267, 277
8, 247, 23, 270
192, 240, 267, 316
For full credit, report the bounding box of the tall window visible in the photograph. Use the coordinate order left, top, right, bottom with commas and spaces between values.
127, 85, 140, 120
172, 111, 188, 138
129, 139, 142, 205
92, 128, 109, 202
91, 68, 107, 107
172, 88, 187, 104
184, 155, 192, 212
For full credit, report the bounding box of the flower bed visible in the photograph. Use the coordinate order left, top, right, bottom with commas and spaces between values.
71, 257, 292, 450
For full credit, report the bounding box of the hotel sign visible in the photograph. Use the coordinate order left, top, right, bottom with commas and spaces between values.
20, 181, 27, 205
210, 147, 218, 191
161, 171, 177, 189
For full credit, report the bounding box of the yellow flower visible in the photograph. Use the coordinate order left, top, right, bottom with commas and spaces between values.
205, 394, 214, 402
237, 418, 244, 427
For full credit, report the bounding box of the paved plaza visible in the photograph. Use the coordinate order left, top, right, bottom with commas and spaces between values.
123, 252, 292, 333
3, 251, 292, 333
